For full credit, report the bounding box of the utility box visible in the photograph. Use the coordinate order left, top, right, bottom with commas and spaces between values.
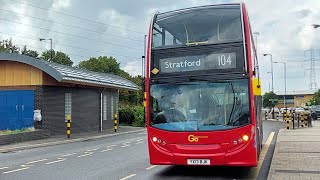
34, 110, 42, 122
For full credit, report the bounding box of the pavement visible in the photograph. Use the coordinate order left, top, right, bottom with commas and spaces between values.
268, 120, 320, 180
0, 126, 145, 153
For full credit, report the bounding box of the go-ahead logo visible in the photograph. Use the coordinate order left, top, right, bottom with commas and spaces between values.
188, 135, 208, 142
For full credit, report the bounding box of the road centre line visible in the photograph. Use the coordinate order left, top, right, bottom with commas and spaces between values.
2, 167, 30, 174
119, 173, 136, 180
121, 144, 131, 148
135, 141, 143, 144
60, 153, 77, 157
107, 145, 116, 148
85, 148, 99, 152
45, 158, 66, 165
146, 165, 157, 170
26, 159, 48, 164
77, 152, 94, 157
0, 167, 9, 170
101, 149, 113, 152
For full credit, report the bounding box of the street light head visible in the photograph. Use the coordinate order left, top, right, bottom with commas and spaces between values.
39, 38, 45, 41
312, 24, 320, 28
263, 53, 268, 56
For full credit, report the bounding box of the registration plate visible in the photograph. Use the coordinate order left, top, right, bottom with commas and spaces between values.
187, 159, 210, 165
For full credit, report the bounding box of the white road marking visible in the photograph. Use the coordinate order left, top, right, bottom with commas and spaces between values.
146, 165, 157, 170
135, 141, 143, 144
136, 139, 143, 141
45, 158, 66, 165
119, 173, 136, 180
100, 149, 113, 152
60, 153, 77, 157
85, 148, 99, 152
121, 142, 131, 147
121, 144, 131, 148
26, 159, 48, 164
2, 167, 30, 174
77, 152, 94, 157
20, 164, 33, 167
0, 167, 9, 170
138, 132, 147, 135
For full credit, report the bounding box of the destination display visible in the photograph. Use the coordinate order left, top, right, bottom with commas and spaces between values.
159, 52, 236, 73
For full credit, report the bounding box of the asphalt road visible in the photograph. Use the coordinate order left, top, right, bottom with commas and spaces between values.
0, 120, 284, 180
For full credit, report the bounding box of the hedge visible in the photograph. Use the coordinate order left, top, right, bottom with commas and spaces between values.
119, 106, 145, 127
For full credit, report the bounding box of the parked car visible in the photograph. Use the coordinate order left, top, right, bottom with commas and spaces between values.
294, 107, 305, 113
310, 105, 320, 119
280, 107, 292, 114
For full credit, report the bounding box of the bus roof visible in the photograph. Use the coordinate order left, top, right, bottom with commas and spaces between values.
156, 3, 241, 19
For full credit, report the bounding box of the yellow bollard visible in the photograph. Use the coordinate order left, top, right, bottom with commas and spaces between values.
114, 113, 118, 132
301, 112, 305, 128
285, 112, 290, 129
304, 112, 308, 127
66, 115, 71, 138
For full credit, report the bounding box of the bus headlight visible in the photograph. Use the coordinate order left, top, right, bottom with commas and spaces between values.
152, 137, 157, 142
242, 135, 249, 142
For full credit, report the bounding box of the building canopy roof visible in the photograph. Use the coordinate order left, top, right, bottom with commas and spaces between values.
0, 53, 139, 91
274, 90, 317, 96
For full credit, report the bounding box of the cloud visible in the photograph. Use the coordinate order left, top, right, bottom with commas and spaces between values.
1, 0, 320, 92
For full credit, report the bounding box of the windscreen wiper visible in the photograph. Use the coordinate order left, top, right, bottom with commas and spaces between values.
186, 41, 208, 46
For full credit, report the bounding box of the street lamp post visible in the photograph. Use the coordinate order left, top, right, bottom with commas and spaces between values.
263, 54, 274, 91
39, 38, 53, 61
273, 61, 287, 110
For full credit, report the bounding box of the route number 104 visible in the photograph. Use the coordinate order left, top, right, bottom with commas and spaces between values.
218, 54, 232, 66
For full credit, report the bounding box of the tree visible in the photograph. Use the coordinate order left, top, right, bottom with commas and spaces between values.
309, 89, 320, 105
0, 38, 19, 53
41, 50, 73, 66
263, 91, 278, 119
78, 56, 121, 74
21, 45, 39, 58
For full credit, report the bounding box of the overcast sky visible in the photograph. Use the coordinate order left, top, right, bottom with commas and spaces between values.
1, 0, 320, 93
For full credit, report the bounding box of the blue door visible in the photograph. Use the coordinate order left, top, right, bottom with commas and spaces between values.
6, 91, 20, 130
0, 90, 34, 130
21, 91, 35, 128
0, 92, 6, 130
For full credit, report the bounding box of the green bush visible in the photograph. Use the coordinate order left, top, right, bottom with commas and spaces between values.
132, 106, 145, 127
119, 106, 145, 127
119, 107, 134, 125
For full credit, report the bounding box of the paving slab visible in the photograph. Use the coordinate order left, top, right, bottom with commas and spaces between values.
268, 120, 320, 180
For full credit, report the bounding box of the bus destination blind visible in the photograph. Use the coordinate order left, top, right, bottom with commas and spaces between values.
159, 52, 236, 73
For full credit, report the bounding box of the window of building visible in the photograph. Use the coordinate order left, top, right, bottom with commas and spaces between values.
111, 95, 114, 120
65, 93, 72, 120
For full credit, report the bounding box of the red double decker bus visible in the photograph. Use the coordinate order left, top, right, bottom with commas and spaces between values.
145, 3, 262, 167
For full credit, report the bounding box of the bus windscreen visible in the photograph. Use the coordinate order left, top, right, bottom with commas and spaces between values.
152, 6, 242, 48
149, 79, 250, 131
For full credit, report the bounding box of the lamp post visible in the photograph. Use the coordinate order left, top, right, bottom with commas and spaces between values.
273, 61, 287, 110
39, 38, 53, 61
263, 53, 274, 91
